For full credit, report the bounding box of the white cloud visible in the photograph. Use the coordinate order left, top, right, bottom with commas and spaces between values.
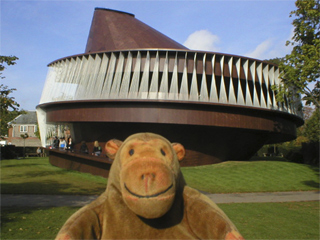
245, 39, 273, 59
183, 30, 220, 52
245, 28, 294, 60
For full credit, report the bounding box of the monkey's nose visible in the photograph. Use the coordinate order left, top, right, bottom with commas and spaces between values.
141, 172, 156, 180
141, 173, 157, 193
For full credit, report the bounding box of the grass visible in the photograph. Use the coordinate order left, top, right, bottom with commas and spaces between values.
1, 202, 319, 240
220, 201, 320, 239
181, 160, 319, 193
1, 157, 319, 195
1, 157, 319, 239
1, 206, 79, 240
1, 157, 107, 195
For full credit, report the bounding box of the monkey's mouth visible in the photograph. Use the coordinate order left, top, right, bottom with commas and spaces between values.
124, 183, 173, 199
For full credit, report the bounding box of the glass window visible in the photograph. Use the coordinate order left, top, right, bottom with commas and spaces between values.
20, 125, 28, 132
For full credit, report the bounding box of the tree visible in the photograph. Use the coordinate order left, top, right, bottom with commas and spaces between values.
301, 108, 320, 142
275, 0, 320, 108
0, 55, 19, 78
0, 55, 24, 137
20, 133, 29, 158
295, 106, 318, 144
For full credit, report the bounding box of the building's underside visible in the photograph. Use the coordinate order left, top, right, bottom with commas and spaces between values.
37, 8, 303, 177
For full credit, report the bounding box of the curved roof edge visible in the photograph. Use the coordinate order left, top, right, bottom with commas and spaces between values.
47, 48, 279, 67
94, 8, 135, 17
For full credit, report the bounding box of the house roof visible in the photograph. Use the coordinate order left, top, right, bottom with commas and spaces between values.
9, 111, 37, 125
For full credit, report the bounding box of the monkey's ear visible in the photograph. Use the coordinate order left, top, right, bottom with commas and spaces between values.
105, 139, 122, 160
172, 143, 185, 161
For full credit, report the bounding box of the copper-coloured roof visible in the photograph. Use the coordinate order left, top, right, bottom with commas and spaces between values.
85, 8, 188, 53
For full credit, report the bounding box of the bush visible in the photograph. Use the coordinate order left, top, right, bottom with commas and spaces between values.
256, 141, 319, 166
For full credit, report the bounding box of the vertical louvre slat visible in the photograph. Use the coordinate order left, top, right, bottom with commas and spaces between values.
228, 57, 236, 104
97, 53, 110, 98
179, 52, 189, 101
148, 51, 160, 99
159, 51, 169, 99
236, 58, 245, 105
138, 51, 150, 99
75, 56, 90, 100
110, 52, 125, 98
263, 64, 271, 108
52, 61, 64, 101
169, 52, 179, 100
199, 54, 209, 102
80, 55, 95, 99
189, 53, 199, 101
259, 63, 267, 108
63, 58, 77, 100
128, 51, 141, 99
101, 52, 116, 98
268, 65, 275, 109
54, 61, 68, 101
243, 59, 253, 106
219, 56, 227, 103
119, 51, 133, 99
209, 54, 219, 103
85, 54, 101, 99
250, 61, 260, 107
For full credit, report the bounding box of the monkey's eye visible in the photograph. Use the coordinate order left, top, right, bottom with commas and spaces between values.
160, 149, 166, 156
129, 149, 134, 156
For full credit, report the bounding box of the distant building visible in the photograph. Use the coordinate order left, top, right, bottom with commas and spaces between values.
7, 111, 41, 147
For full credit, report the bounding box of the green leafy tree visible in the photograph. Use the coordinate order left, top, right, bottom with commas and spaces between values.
0, 55, 19, 78
294, 106, 318, 144
301, 108, 320, 142
0, 55, 24, 137
264, 57, 284, 66
276, 0, 320, 108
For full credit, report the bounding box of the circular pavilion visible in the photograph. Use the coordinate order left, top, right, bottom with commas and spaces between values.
37, 8, 303, 177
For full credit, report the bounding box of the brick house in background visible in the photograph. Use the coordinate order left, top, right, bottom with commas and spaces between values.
7, 111, 41, 147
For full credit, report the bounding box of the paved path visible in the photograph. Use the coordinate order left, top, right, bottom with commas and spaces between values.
1, 191, 319, 207
206, 191, 320, 204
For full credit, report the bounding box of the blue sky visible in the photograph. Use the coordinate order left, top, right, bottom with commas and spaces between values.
1, 0, 296, 110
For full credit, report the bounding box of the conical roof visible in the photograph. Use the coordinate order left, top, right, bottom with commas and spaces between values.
85, 8, 188, 53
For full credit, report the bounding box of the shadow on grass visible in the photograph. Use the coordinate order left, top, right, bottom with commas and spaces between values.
1, 181, 105, 195
308, 165, 320, 176
1, 207, 36, 226
302, 180, 320, 189
303, 165, 320, 189
8, 170, 69, 179
1, 163, 45, 168
1, 206, 79, 240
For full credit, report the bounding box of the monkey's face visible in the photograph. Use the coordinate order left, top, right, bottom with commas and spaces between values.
119, 138, 181, 219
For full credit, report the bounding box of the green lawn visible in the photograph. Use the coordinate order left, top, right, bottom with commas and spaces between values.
1, 206, 79, 240
1, 157, 319, 239
1, 157, 319, 195
181, 160, 319, 193
1, 202, 319, 240
1, 157, 107, 195
220, 201, 319, 239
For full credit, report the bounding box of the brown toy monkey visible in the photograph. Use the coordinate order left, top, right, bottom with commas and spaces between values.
56, 133, 244, 240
